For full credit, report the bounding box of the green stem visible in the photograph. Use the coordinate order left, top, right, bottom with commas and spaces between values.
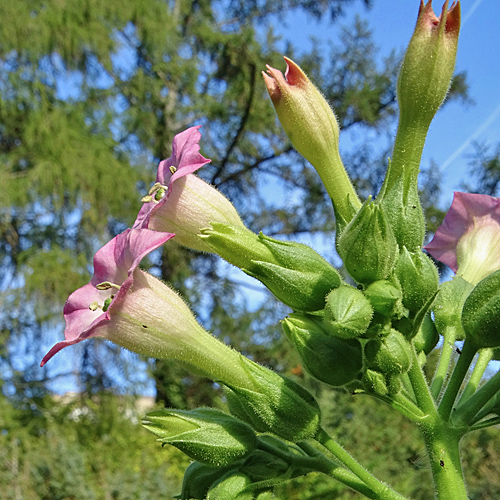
468, 416, 500, 431
430, 326, 457, 400
407, 346, 437, 417
453, 368, 500, 426
419, 423, 468, 500
315, 427, 408, 500
438, 339, 478, 421
369, 391, 426, 423
384, 121, 428, 194
297, 442, 379, 500
457, 348, 493, 405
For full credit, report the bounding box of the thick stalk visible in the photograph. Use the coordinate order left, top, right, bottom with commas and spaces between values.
420, 422, 468, 500
315, 427, 408, 500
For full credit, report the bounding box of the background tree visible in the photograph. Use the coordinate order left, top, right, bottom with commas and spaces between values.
0, 0, 469, 404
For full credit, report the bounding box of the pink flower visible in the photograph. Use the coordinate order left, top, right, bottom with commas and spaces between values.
425, 192, 500, 284
134, 126, 211, 229
134, 127, 244, 252
41, 228, 174, 366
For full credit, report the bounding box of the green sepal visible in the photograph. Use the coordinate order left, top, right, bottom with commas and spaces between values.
282, 313, 363, 387
379, 167, 426, 252
240, 450, 289, 481
362, 369, 388, 396
413, 313, 439, 355
324, 284, 373, 339
142, 408, 257, 467
462, 269, 500, 348
337, 197, 398, 284
201, 223, 341, 311
224, 357, 321, 442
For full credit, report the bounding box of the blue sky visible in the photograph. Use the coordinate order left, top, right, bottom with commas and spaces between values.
275, 0, 500, 208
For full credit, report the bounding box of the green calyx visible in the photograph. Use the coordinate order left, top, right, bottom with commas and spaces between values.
364, 279, 404, 318
462, 269, 500, 348
337, 197, 399, 284
142, 408, 257, 467
201, 223, 341, 311
365, 329, 412, 376
282, 313, 363, 387
224, 357, 321, 442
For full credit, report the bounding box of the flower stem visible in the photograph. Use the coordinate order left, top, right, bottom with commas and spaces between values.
407, 345, 437, 416
430, 326, 457, 400
315, 427, 408, 500
438, 339, 478, 421
297, 442, 380, 500
457, 348, 493, 405
453, 368, 500, 426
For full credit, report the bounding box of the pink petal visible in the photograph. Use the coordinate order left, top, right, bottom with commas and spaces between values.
157, 126, 211, 188
133, 127, 210, 229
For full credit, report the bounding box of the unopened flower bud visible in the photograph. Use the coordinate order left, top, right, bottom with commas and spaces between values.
201, 223, 341, 311
142, 408, 257, 467
323, 285, 373, 339
397, 0, 460, 131
337, 198, 398, 284
462, 269, 500, 348
395, 247, 439, 313
263, 57, 360, 226
379, 2, 460, 252
365, 329, 412, 375
364, 280, 404, 318
282, 313, 363, 387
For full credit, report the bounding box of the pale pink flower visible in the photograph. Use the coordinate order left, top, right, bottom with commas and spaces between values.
425, 192, 500, 284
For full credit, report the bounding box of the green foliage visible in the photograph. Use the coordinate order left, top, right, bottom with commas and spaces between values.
0, 391, 189, 499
